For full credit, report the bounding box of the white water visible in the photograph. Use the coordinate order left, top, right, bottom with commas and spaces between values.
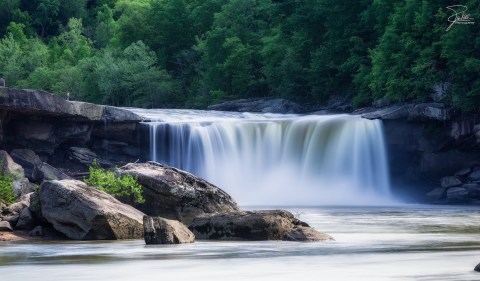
129, 109, 393, 205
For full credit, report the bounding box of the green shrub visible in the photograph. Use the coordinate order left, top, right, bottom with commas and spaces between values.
84, 161, 145, 204
0, 173, 14, 205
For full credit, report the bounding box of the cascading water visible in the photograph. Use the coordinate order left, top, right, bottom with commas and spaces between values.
130, 109, 393, 205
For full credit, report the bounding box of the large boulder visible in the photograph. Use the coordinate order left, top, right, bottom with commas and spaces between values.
189, 210, 333, 242
40, 180, 145, 240
143, 216, 195, 244
207, 98, 304, 114
117, 162, 241, 224
0, 221, 12, 231
10, 149, 70, 183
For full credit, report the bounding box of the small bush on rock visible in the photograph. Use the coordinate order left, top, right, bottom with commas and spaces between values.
85, 161, 145, 204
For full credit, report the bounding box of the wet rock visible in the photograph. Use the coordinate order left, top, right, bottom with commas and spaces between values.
446, 187, 469, 202
117, 162, 241, 224
441, 176, 462, 188
15, 207, 34, 230
29, 226, 44, 236
208, 98, 304, 114
40, 180, 145, 240
144, 216, 195, 244
189, 210, 333, 242
469, 170, 480, 181
426, 187, 448, 201
0, 221, 13, 231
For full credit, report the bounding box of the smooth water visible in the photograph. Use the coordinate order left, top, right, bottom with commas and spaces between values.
1, 206, 480, 280
129, 109, 393, 205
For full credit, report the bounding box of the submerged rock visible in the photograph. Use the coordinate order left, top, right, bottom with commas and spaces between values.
40, 180, 145, 240
117, 162, 241, 224
144, 216, 195, 244
189, 210, 333, 242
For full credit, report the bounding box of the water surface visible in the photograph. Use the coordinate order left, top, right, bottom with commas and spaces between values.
1, 205, 480, 281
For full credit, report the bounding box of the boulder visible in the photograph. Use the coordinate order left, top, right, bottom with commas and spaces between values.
143, 216, 195, 244
29, 226, 44, 237
69, 147, 97, 165
475, 262, 480, 272
469, 170, 480, 181
207, 98, 304, 114
0, 150, 24, 179
440, 176, 462, 188
39, 162, 70, 181
426, 187, 448, 201
117, 162, 241, 224
15, 207, 34, 230
446, 187, 469, 202
465, 183, 480, 199
189, 210, 333, 242
455, 167, 472, 177
0, 221, 12, 231
40, 180, 145, 240
10, 149, 42, 182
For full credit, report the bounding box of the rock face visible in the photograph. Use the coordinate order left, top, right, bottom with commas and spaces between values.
361, 103, 451, 121
117, 162, 241, 224
208, 98, 304, 114
40, 180, 145, 240
143, 216, 195, 244
189, 210, 333, 242
426, 165, 480, 203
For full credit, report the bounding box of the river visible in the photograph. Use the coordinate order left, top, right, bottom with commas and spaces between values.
1, 205, 480, 280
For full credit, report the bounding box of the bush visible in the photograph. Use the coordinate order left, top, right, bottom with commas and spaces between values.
0, 173, 14, 205
84, 161, 145, 204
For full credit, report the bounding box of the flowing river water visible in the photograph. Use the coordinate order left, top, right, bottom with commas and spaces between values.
1, 205, 480, 280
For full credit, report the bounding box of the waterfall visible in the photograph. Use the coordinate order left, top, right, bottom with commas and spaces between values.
130, 109, 392, 205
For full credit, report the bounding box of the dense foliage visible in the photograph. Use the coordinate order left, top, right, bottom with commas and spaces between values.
0, 173, 14, 205
0, 0, 478, 111
85, 161, 145, 204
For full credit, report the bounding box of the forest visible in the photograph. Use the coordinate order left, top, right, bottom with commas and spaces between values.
0, 0, 478, 111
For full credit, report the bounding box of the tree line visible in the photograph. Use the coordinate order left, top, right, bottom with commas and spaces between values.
0, 0, 478, 111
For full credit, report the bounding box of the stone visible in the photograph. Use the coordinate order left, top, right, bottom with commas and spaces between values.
0, 150, 24, 179
15, 207, 34, 230
469, 170, 480, 181
446, 187, 469, 202
0, 221, 13, 231
475, 124, 480, 144
69, 147, 97, 165
3, 214, 19, 226
464, 183, 480, 199
475, 262, 480, 272
4, 201, 28, 214
39, 162, 70, 181
10, 149, 43, 182
40, 180, 145, 240
426, 187, 448, 201
361, 103, 451, 121
440, 176, 462, 188
144, 216, 195, 244
455, 167, 472, 177
207, 98, 304, 114
117, 162, 241, 224
0, 87, 142, 122
29, 226, 44, 237
189, 210, 333, 242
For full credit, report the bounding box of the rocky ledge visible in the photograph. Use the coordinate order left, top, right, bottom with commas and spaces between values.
207, 98, 304, 114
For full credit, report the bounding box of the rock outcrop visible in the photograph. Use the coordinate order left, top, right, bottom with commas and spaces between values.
208, 98, 304, 114
360, 103, 451, 121
143, 216, 195, 244
426, 164, 480, 203
40, 180, 145, 240
189, 210, 333, 242
117, 162, 241, 224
